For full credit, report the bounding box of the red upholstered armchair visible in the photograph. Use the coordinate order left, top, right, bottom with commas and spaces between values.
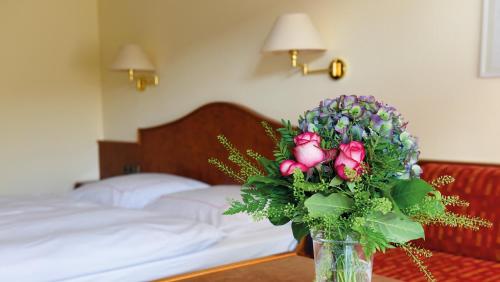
373, 161, 500, 281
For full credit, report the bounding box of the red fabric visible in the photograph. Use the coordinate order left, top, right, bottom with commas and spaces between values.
418, 161, 500, 262
374, 248, 500, 282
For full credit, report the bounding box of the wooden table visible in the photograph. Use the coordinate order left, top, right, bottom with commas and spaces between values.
159, 253, 400, 282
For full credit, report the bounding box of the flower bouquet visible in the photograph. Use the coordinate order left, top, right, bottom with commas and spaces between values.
209, 95, 491, 282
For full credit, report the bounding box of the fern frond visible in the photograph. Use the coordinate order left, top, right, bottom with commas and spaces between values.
272, 119, 297, 162
273, 143, 291, 162
356, 225, 391, 259
224, 200, 247, 215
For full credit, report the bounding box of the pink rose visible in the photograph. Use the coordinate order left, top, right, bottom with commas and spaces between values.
334, 141, 366, 180
293, 133, 326, 168
294, 132, 321, 145
279, 133, 338, 177
279, 160, 308, 176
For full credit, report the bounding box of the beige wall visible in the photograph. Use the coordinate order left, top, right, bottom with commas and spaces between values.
0, 0, 102, 195
97, 0, 500, 164
0, 0, 497, 195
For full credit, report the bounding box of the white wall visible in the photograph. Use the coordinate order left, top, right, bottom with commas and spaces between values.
97, 0, 500, 163
0, 0, 103, 195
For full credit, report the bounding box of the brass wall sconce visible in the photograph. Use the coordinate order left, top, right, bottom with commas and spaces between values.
111, 44, 159, 91
262, 13, 346, 80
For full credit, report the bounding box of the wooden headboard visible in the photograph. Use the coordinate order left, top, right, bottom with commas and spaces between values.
98, 102, 281, 184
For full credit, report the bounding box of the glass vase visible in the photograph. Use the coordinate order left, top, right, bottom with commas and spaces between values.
312, 232, 373, 282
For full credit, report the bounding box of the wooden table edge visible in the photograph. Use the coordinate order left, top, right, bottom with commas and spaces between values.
155, 252, 297, 282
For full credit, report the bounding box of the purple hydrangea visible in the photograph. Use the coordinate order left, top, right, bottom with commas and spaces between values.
298, 95, 421, 178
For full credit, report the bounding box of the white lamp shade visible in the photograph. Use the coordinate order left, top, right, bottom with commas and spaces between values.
262, 13, 326, 52
110, 44, 155, 71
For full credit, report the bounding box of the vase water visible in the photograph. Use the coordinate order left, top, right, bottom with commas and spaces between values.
312, 232, 373, 282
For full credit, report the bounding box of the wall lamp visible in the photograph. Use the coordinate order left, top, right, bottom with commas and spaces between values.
111, 44, 159, 92
262, 13, 346, 80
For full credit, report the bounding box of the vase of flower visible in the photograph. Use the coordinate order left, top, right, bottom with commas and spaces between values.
211, 95, 492, 282
312, 232, 373, 282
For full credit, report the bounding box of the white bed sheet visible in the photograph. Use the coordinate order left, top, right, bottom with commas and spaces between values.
68, 224, 297, 282
0, 195, 225, 282
0, 195, 296, 282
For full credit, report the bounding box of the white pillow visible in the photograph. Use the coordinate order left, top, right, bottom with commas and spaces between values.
70, 173, 210, 209
146, 185, 274, 233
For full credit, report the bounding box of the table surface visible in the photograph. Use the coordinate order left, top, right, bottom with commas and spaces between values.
159, 253, 400, 282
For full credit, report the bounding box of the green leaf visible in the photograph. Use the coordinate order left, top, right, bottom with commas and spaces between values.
346, 181, 356, 193
366, 212, 424, 244
304, 193, 354, 218
391, 179, 434, 210
246, 175, 290, 188
268, 215, 290, 226
329, 176, 343, 187
258, 157, 280, 177
291, 222, 309, 241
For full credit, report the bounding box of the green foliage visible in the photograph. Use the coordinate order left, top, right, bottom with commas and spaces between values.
217, 135, 263, 178
208, 158, 245, 183
364, 135, 407, 181
246, 175, 290, 189
352, 218, 392, 258
210, 119, 491, 282
306, 214, 349, 241
224, 199, 250, 215
415, 211, 492, 231
273, 120, 297, 162
291, 222, 309, 241
430, 175, 455, 188
405, 193, 445, 218
269, 214, 291, 226
441, 195, 469, 207
329, 176, 343, 187
365, 212, 425, 244
224, 183, 293, 218
293, 169, 329, 192
257, 157, 281, 177
210, 134, 264, 183
260, 121, 279, 144
391, 179, 434, 210
370, 197, 393, 214
400, 243, 436, 282
246, 149, 264, 162
406, 192, 492, 231
304, 193, 354, 218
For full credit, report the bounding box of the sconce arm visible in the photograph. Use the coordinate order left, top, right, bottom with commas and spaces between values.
288, 50, 345, 80
127, 69, 159, 91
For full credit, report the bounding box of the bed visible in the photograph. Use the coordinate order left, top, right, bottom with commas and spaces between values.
0, 102, 297, 282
